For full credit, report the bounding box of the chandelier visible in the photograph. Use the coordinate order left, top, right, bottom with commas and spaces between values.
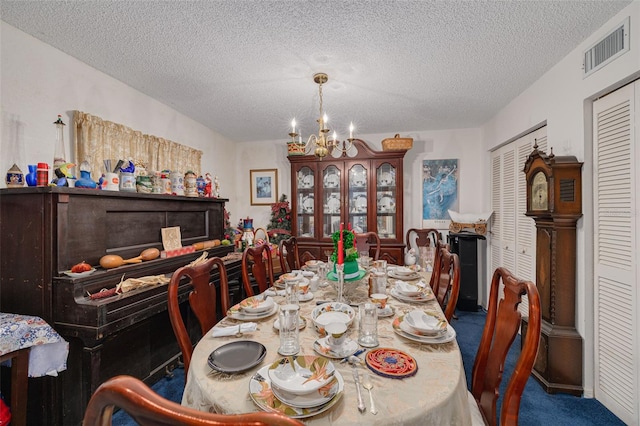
288, 73, 354, 159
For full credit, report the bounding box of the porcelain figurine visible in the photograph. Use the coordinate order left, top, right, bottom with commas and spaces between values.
404, 248, 417, 266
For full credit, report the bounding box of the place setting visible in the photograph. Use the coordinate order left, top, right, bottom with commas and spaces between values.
389, 280, 435, 303
226, 294, 278, 320
387, 265, 422, 281
248, 355, 345, 419
392, 309, 457, 344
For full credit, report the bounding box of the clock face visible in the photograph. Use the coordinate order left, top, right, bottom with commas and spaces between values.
531, 171, 548, 211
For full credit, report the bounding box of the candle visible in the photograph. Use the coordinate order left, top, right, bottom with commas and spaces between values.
323, 114, 328, 129
291, 119, 296, 134
338, 223, 344, 264
333, 131, 337, 142
349, 122, 354, 139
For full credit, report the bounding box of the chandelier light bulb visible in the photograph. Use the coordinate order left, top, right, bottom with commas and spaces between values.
287, 72, 355, 159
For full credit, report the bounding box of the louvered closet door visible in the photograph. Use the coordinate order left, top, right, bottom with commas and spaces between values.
593, 81, 638, 425
490, 143, 516, 304
490, 128, 544, 306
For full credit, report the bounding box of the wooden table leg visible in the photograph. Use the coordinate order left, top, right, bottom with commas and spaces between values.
0, 347, 30, 426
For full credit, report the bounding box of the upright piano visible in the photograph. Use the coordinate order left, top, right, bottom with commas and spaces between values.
0, 187, 242, 424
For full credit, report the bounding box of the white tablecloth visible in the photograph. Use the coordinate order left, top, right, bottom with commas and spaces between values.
182, 272, 471, 425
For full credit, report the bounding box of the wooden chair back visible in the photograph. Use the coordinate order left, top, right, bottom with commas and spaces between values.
405, 228, 441, 251
82, 375, 305, 426
241, 244, 275, 297
167, 257, 229, 376
279, 236, 301, 273
431, 247, 460, 322
428, 240, 448, 290
355, 231, 381, 260
471, 267, 541, 426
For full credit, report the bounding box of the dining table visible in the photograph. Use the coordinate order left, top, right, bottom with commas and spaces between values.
182, 266, 472, 425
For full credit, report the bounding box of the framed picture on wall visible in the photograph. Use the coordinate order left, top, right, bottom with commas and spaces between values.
422, 159, 459, 229
250, 169, 278, 205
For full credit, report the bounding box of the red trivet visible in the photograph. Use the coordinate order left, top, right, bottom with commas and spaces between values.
365, 347, 418, 379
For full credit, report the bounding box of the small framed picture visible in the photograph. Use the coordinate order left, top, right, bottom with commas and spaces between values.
250, 169, 278, 205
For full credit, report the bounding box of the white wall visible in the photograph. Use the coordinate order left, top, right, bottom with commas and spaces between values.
235, 128, 485, 234
480, 2, 640, 397
0, 23, 239, 214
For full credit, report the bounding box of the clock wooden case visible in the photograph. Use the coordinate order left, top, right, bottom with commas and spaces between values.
523, 143, 583, 395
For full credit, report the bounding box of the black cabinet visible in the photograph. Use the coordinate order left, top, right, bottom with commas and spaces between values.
448, 231, 486, 311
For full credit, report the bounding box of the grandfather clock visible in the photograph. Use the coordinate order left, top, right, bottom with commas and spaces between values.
523, 142, 583, 395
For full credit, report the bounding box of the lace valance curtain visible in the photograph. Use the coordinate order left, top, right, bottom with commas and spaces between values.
73, 111, 202, 177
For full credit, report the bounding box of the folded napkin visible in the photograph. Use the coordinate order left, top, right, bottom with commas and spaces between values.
211, 322, 257, 337
264, 288, 286, 297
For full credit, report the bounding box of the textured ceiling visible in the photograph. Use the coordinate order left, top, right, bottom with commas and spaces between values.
0, 1, 632, 143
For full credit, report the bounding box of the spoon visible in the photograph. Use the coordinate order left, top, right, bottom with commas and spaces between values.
362, 376, 378, 415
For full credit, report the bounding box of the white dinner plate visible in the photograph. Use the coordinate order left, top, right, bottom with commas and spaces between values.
387, 270, 422, 281
390, 287, 435, 303
267, 356, 336, 394
392, 315, 457, 344
324, 173, 339, 188
377, 171, 395, 186
249, 365, 344, 418
302, 195, 314, 213
227, 302, 278, 321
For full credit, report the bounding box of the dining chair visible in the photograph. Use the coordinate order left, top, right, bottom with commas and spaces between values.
82, 375, 305, 426
405, 228, 441, 252
241, 244, 276, 297
279, 236, 301, 273
355, 231, 381, 260
428, 240, 449, 290
468, 267, 541, 426
167, 257, 230, 376
431, 247, 460, 322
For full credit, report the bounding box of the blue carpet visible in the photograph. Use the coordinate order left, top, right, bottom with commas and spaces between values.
112, 310, 624, 425
454, 310, 624, 426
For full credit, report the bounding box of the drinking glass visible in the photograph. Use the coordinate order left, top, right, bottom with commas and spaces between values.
284, 280, 299, 305
358, 303, 379, 347
278, 304, 300, 355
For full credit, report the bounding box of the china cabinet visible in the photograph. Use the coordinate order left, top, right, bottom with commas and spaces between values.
288, 139, 407, 264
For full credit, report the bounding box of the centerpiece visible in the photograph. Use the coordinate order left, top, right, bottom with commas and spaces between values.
330, 226, 363, 281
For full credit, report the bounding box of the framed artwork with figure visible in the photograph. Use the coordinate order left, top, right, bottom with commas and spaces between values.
250, 169, 278, 205
422, 159, 459, 229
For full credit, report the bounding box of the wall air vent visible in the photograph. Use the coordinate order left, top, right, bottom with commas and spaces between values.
583, 17, 629, 78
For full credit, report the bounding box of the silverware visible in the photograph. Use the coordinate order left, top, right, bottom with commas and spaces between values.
362, 376, 377, 415
235, 324, 243, 338
350, 357, 366, 413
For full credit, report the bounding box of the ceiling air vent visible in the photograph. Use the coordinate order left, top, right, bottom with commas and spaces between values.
583, 17, 629, 78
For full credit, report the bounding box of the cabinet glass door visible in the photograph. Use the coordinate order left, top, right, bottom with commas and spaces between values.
376, 162, 397, 238
322, 165, 341, 238
296, 166, 315, 237
348, 163, 368, 233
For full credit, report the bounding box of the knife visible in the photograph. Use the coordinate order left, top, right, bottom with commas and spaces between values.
352, 364, 366, 413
